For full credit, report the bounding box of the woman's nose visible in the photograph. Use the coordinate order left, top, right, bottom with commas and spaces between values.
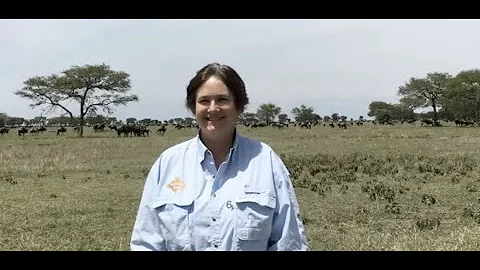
208, 100, 219, 112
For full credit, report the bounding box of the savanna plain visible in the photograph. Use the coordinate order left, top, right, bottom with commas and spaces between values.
2, 122, 480, 251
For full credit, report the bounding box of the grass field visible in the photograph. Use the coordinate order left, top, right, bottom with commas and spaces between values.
2, 122, 480, 250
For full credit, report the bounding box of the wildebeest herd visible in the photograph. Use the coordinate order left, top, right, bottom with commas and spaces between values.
0, 123, 174, 138
0, 118, 478, 139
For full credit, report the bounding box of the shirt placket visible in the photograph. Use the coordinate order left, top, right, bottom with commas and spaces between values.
204, 153, 222, 249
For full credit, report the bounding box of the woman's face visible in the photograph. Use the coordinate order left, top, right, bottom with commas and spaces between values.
195, 76, 238, 140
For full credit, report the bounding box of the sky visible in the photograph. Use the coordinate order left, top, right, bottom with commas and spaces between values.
2, 19, 480, 122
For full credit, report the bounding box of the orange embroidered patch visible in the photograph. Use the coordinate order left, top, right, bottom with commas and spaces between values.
166, 177, 186, 192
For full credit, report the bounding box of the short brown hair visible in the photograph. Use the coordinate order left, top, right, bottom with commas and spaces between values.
186, 62, 249, 114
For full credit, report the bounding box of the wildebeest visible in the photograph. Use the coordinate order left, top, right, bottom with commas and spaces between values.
0, 127, 9, 136
455, 119, 474, 127
117, 125, 132, 137
30, 128, 40, 135
338, 122, 347, 129
272, 122, 288, 129
18, 127, 28, 136
156, 125, 167, 136
57, 127, 67, 135
93, 123, 106, 132
117, 125, 149, 137
299, 122, 312, 129
175, 124, 186, 130
420, 119, 435, 126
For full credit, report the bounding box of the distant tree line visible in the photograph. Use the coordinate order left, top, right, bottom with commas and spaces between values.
0, 105, 363, 129
369, 69, 480, 125
238, 103, 360, 124
7, 63, 480, 132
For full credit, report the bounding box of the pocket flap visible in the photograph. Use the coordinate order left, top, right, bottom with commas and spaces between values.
236, 193, 276, 209
238, 228, 270, 240
152, 196, 194, 209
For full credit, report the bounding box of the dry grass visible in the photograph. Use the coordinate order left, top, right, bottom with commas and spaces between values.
2, 122, 480, 250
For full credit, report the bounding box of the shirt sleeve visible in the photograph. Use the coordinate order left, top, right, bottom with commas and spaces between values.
130, 156, 167, 251
267, 151, 309, 251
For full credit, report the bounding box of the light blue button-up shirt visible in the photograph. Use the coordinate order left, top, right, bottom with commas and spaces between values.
130, 131, 308, 251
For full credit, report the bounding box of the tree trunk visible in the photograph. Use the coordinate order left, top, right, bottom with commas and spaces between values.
79, 103, 85, 138
432, 99, 438, 126
474, 95, 480, 124
79, 117, 84, 138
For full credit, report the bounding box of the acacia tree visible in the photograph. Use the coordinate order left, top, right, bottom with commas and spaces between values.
256, 103, 281, 124
445, 69, 480, 123
14, 63, 139, 137
398, 72, 451, 126
291, 104, 315, 123
399, 96, 424, 121
368, 101, 395, 118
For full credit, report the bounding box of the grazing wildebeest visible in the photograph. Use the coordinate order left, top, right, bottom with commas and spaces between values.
38, 126, 47, 133
420, 119, 434, 126
30, 128, 40, 135
57, 127, 67, 135
93, 123, 106, 132
134, 126, 149, 137
272, 122, 288, 129
0, 127, 9, 137
18, 127, 28, 136
300, 122, 312, 129
175, 124, 186, 130
117, 125, 149, 137
156, 125, 167, 136
455, 119, 474, 127
117, 125, 133, 137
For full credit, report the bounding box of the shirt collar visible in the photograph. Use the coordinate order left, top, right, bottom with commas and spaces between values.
195, 129, 239, 163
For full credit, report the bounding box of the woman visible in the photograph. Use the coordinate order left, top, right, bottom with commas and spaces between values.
130, 62, 308, 251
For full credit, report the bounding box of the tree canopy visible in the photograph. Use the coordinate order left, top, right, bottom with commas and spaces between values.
14, 63, 139, 137
291, 105, 319, 123
256, 103, 281, 124
398, 72, 451, 125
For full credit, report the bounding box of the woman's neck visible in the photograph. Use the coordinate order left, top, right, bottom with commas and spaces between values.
200, 129, 235, 167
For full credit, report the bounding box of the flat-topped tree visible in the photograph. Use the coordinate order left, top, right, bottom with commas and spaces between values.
14, 63, 139, 137
398, 72, 451, 126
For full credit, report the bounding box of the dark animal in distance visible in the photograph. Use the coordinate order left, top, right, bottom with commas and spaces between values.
93, 123, 106, 132
156, 125, 167, 136
57, 127, 67, 135
18, 127, 28, 136
0, 127, 9, 136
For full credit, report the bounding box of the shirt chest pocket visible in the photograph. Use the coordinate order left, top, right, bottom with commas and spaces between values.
152, 196, 193, 251
235, 192, 276, 242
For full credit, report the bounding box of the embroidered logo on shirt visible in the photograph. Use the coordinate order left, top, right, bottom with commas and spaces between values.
166, 177, 186, 192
